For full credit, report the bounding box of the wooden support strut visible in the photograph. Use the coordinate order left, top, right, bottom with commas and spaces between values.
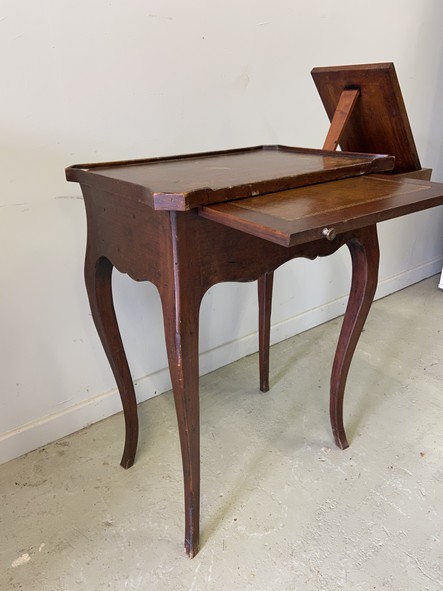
322, 88, 360, 151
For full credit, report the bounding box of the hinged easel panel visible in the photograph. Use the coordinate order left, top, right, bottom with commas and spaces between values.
311, 63, 421, 173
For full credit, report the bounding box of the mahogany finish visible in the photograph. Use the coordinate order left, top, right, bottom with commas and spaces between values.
312, 63, 421, 173
200, 176, 443, 247
322, 88, 360, 151
66, 63, 442, 558
67, 145, 392, 211
258, 272, 274, 393
72, 165, 443, 559
79, 181, 382, 556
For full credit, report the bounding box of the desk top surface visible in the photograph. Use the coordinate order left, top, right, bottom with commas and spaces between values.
66, 145, 393, 211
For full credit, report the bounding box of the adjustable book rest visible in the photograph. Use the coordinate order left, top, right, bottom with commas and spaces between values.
66, 63, 442, 557
312, 62, 430, 179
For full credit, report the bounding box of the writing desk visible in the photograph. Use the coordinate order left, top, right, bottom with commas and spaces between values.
66, 145, 443, 557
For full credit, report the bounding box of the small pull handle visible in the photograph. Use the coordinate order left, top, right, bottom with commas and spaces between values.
322, 227, 336, 241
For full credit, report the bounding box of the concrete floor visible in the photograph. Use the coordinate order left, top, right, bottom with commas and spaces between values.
2, 276, 443, 590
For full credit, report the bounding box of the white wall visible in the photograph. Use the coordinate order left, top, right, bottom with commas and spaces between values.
2, 1, 443, 464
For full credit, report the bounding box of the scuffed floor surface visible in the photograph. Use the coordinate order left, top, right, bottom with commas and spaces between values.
1, 276, 443, 590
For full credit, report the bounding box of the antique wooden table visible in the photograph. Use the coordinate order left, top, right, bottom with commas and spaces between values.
66, 145, 443, 557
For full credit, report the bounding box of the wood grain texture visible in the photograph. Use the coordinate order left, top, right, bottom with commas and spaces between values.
66, 145, 394, 210
322, 88, 360, 151
312, 63, 421, 173
330, 225, 380, 449
80, 172, 390, 556
200, 176, 443, 247
258, 272, 274, 393
68, 65, 443, 556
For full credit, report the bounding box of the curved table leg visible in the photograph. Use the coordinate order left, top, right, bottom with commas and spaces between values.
258, 272, 274, 392
84, 251, 139, 469
160, 269, 201, 558
330, 225, 380, 449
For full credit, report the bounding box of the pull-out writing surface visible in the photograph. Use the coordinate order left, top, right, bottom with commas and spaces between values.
200, 176, 443, 247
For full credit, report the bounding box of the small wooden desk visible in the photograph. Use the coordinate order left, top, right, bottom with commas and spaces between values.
66, 146, 443, 557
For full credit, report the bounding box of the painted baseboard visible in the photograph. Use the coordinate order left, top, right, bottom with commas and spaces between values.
1, 257, 441, 465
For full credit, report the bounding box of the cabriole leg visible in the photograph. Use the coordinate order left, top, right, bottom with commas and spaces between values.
84, 251, 139, 469
330, 225, 380, 449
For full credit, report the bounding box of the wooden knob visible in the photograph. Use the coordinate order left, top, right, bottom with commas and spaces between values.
322, 227, 336, 241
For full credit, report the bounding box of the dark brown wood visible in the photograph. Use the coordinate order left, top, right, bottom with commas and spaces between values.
77, 179, 371, 556
66, 62, 441, 556
72, 160, 443, 558
322, 88, 360, 151
312, 63, 421, 173
83, 229, 139, 470
65, 57, 443, 560
200, 176, 443, 247
158, 212, 203, 558
66, 145, 394, 211
70, 143, 393, 402
330, 224, 380, 449
258, 272, 274, 392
